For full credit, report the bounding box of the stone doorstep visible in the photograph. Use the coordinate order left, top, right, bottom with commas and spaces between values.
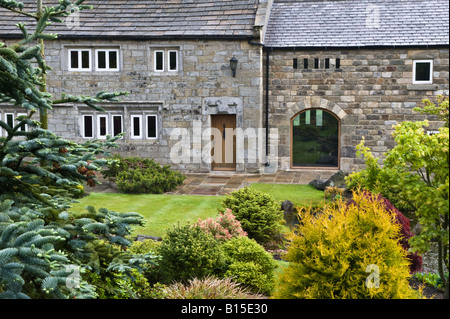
204, 178, 232, 184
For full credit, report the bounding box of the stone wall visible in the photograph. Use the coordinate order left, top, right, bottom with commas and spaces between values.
266, 47, 449, 172
43, 39, 264, 173
2, 38, 448, 175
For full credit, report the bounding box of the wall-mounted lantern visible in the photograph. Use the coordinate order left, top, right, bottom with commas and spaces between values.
230, 56, 238, 77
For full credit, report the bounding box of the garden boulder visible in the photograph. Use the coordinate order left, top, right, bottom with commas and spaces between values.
281, 200, 296, 227
309, 170, 349, 191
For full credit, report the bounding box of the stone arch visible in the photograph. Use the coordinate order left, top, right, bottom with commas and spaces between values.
285, 97, 347, 120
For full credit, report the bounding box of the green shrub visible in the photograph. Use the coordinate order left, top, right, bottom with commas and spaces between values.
83, 268, 153, 299
274, 191, 417, 299
103, 155, 185, 194
158, 224, 225, 283
413, 272, 449, 290
102, 155, 154, 178
346, 112, 449, 297
163, 276, 264, 299
221, 236, 278, 295
221, 187, 284, 243
129, 239, 161, 255
128, 239, 163, 285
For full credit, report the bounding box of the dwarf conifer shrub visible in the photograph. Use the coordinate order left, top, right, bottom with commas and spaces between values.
158, 224, 225, 283
274, 191, 417, 299
106, 156, 185, 194
221, 237, 278, 295
195, 209, 247, 241
221, 187, 284, 243
348, 191, 423, 273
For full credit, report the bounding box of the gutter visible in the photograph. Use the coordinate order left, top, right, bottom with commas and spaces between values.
263, 44, 449, 51
248, 39, 271, 168
0, 33, 256, 42
247, 38, 270, 168
265, 48, 270, 167
249, 0, 274, 168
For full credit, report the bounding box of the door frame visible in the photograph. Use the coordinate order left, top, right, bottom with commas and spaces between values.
290, 108, 341, 170
211, 114, 237, 171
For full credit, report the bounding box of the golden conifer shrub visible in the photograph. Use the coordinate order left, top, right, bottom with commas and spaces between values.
274, 191, 419, 299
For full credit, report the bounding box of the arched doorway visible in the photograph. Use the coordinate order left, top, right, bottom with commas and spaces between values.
291, 109, 340, 168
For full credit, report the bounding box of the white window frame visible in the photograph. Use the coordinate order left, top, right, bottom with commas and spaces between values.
168, 50, 178, 72
68, 49, 92, 72
1, 113, 13, 137
112, 114, 123, 138
82, 114, 94, 139
146, 115, 158, 140
154, 50, 165, 72
413, 60, 433, 84
131, 115, 143, 139
427, 130, 440, 136
95, 49, 120, 72
97, 114, 109, 139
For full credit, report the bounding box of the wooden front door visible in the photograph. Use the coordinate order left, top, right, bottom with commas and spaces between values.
211, 115, 237, 171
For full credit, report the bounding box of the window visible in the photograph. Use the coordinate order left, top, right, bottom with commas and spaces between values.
153, 49, 179, 72
80, 114, 125, 139
293, 58, 298, 69
97, 115, 108, 139
79, 112, 159, 140
292, 109, 340, 168
146, 115, 158, 139
83, 115, 94, 138
17, 113, 27, 132
169, 50, 178, 71
5, 113, 14, 128
131, 115, 142, 139
95, 49, 119, 71
314, 58, 320, 69
112, 115, 123, 137
427, 130, 440, 136
69, 49, 92, 71
68, 47, 120, 72
154, 51, 164, 72
302, 57, 341, 70
413, 60, 433, 84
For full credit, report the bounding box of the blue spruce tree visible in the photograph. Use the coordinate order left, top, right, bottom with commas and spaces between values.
0, 0, 155, 299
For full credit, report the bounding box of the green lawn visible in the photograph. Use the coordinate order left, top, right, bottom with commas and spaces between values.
70, 193, 223, 238
70, 184, 324, 238
249, 183, 324, 206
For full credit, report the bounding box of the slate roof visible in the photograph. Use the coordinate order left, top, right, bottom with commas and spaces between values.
0, 0, 259, 39
265, 0, 450, 47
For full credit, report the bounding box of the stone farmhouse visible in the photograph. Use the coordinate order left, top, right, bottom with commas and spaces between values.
0, 0, 449, 174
